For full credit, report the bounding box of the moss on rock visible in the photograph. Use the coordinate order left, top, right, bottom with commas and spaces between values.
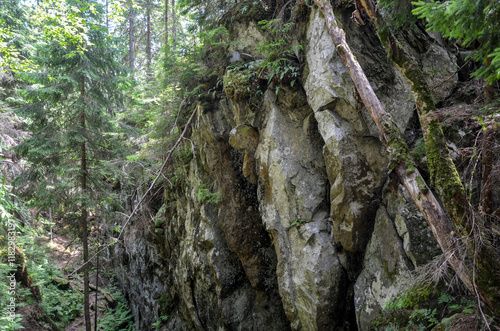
223, 69, 253, 101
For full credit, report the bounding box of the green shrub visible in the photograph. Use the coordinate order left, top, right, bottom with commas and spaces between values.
196, 184, 222, 204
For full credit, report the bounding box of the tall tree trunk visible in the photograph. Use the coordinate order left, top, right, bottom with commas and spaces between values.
94, 211, 100, 331
146, 0, 152, 80
481, 58, 495, 214
171, 0, 176, 51
128, 2, 135, 70
80, 75, 91, 331
165, 0, 169, 47
311, 0, 497, 310
482, 125, 494, 214
485, 57, 495, 104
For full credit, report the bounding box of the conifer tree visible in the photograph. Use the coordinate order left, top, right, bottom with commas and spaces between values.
13, 1, 128, 329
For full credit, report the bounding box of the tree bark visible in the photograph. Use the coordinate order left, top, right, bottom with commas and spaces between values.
165, 0, 169, 47
481, 125, 494, 214
146, 0, 152, 80
171, 0, 176, 51
311, 0, 496, 310
128, 2, 135, 70
94, 212, 100, 331
80, 75, 91, 331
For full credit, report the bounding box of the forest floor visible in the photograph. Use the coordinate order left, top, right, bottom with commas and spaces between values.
16, 231, 125, 331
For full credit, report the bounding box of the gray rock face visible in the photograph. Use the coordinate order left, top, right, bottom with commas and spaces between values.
353, 183, 441, 329
103, 5, 459, 331
255, 89, 346, 330
304, 8, 419, 254
228, 21, 265, 57
354, 204, 413, 330
385, 185, 441, 268
421, 42, 458, 104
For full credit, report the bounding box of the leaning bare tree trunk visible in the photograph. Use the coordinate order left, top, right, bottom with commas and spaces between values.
358, 0, 500, 311
94, 211, 100, 331
312, 0, 496, 310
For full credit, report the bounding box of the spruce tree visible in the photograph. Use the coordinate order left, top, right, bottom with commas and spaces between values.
13, 1, 128, 329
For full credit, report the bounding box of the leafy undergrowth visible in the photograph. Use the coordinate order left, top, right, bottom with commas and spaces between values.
369, 278, 497, 330
1, 219, 135, 330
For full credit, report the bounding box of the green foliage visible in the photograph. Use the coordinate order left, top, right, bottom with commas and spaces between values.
0, 23, 35, 73
257, 18, 301, 93
0, 209, 24, 331
0, 263, 24, 330
152, 315, 169, 330
411, 137, 426, 161
257, 18, 296, 61
412, 0, 500, 84
0, 3, 38, 75
221, 16, 302, 99
178, 0, 241, 30
98, 290, 135, 331
290, 219, 305, 227
12, 0, 130, 215
195, 184, 222, 204
34, 0, 98, 56
372, 283, 479, 330
0, 177, 18, 230
223, 61, 261, 100
40, 283, 84, 325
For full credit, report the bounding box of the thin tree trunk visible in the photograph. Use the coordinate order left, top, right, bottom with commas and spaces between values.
94, 212, 100, 331
311, 0, 496, 310
80, 75, 91, 331
146, 0, 152, 80
49, 207, 52, 241
482, 125, 494, 214
171, 0, 176, 50
485, 57, 495, 104
128, 2, 135, 70
165, 0, 169, 47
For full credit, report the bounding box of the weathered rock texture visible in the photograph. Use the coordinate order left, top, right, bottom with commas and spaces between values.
104, 4, 463, 331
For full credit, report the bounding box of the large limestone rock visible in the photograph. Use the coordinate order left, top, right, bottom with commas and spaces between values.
228, 21, 265, 57
256, 89, 347, 330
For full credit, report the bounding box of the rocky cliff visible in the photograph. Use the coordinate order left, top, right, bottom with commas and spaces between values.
104, 3, 469, 330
